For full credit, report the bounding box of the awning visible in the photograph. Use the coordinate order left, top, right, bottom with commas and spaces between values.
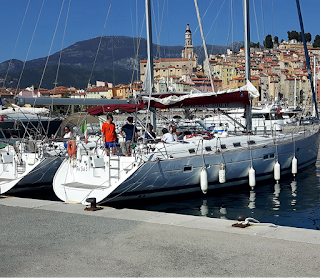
87, 104, 146, 115
140, 80, 259, 109
143, 91, 251, 109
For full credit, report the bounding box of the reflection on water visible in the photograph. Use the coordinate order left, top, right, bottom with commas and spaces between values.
113, 163, 320, 230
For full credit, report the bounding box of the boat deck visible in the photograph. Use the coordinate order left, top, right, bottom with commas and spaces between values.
62, 182, 109, 190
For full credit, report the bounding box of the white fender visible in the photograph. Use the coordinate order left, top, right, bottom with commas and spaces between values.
249, 166, 256, 188
219, 163, 226, 183
274, 161, 280, 182
200, 168, 208, 194
292, 156, 297, 176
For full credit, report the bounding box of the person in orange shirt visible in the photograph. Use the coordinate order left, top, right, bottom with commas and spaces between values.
101, 114, 117, 155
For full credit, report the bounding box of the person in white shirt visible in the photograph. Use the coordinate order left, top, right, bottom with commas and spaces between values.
161, 128, 174, 142
63, 126, 73, 139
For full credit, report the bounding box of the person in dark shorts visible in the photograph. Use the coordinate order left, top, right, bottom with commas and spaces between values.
119, 116, 138, 156
101, 114, 117, 155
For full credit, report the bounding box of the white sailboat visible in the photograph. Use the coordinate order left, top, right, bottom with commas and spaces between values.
52, 0, 320, 204
0, 138, 66, 194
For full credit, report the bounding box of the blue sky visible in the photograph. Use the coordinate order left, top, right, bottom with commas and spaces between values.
0, 0, 319, 63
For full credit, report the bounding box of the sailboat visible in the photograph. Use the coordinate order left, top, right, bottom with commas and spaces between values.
52, 0, 320, 204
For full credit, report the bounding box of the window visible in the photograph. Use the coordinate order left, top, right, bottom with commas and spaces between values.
205, 146, 212, 152
247, 140, 256, 145
188, 148, 195, 154
183, 166, 193, 172
233, 142, 241, 147
221, 144, 227, 149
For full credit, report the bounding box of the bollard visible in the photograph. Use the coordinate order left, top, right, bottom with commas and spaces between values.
84, 197, 103, 211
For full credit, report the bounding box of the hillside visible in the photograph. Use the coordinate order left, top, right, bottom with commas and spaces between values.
0, 36, 243, 89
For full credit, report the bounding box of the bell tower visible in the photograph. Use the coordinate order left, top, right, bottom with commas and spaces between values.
182, 23, 194, 60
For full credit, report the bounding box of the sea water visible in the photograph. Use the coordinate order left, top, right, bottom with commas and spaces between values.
111, 156, 320, 230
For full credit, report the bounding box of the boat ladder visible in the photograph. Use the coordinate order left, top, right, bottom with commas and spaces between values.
16, 162, 26, 175
109, 155, 120, 184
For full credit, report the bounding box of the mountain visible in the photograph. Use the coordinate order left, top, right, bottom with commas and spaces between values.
0, 36, 243, 89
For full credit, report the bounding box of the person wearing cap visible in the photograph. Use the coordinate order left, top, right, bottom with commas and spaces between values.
144, 124, 156, 140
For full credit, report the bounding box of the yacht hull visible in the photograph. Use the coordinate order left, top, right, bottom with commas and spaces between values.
53, 129, 320, 204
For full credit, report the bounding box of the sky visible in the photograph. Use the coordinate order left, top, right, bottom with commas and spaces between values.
0, 0, 319, 63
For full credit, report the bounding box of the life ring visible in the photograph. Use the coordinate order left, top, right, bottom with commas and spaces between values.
186, 134, 196, 139
67, 140, 77, 158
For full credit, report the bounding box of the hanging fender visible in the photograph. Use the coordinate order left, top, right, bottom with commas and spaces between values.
67, 140, 77, 159
200, 168, 208, 194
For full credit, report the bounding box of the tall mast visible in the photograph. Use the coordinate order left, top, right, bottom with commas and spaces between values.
145, 0, 156, 130
145, 0, 153, 93
244, 0, 252, 132
296, 0, 319, 119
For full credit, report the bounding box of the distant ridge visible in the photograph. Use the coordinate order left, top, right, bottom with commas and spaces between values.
0, 36, 243, 89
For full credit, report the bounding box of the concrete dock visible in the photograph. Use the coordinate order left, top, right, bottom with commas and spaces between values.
1, 196, 320, 277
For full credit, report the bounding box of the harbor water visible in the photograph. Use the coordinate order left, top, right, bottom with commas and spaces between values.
111, 151, 320, 230
8, 152, 320, 231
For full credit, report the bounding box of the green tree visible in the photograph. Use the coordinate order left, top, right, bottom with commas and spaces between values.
314, 35, 320, 47
274, 36, 279, 45
251, 42, 261, 48
287, 30, 299, 41
264, 34, 273, 48
305, 32, 312, 42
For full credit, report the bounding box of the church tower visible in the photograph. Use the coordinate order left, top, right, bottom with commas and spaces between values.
182, 23, 194, 60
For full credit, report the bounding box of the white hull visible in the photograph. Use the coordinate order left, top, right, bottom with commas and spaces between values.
0, 140, 67, 194
53, 126, 320, 204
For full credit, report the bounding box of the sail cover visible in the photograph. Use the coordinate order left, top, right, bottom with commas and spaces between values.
0, 106, 49, 116
87, 104, 146, 115
141, 80, 259, 109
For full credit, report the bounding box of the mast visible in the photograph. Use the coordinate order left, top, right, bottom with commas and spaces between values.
296, 0, 319, 119
244, 0, 252, 132
194, 0, 215, 93
145, 0, 157, 131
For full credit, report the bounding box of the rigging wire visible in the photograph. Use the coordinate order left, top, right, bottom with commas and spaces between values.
2, 0, 31, 88
130, 0, 138, 81
48, 0, 72, 137
194, 0, 215, 93
151, 0, 166, 59
54, 0, 72, 92
252, 0, 261, 48
204, 0, 227, 42
260, 0, 266, 45
87, 0, 113, 88
271, 0, 274, 39
16, 0, 46, 94
129, 5, 145, 87
193, 0, 215, 36
39, 0, 66, 90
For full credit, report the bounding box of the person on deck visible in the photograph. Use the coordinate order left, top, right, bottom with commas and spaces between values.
161, 128, 174, 142
144, 124, 156, 141
170, 126, 178, 141
63, 126, 73, 139
101, 114, 117, 156
120, 116, 138, 156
